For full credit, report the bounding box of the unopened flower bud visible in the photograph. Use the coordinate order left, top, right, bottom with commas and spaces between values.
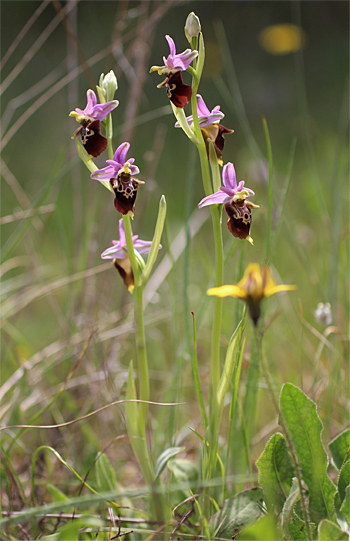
102, 70, 118, 102
185, 12, 201, 43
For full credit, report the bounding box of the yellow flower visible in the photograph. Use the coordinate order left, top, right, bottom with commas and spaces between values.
207, 263, 297, 325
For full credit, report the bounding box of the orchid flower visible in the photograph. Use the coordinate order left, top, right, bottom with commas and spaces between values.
175, 94, 225, 128
102, 219, 161, 293
150, 35, 198, 108
175, 95, 233, 163
207, 263, 296, 325
69, 90, 119, 157
198, 162, 259, 244
90, 142, 144, 217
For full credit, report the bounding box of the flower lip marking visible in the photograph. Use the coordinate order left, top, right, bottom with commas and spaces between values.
72, 120, 107, 157
159, 72, 193, 109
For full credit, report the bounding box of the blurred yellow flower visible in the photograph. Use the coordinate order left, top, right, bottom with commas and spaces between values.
207, 263, 297, 325
258, 24, 305, 55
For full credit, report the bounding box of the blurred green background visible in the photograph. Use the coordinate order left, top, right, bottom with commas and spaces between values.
1, 0, 348, 508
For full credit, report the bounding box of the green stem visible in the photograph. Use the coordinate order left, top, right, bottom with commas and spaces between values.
133, 284, 149, 426
254, 327, 312, 541
210, 206, 223, 392
189, 38, 225, 522
122, 214, 141, 286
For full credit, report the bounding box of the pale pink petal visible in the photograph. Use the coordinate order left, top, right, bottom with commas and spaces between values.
114, 142, 130, 165
198, 191, 228, 208
222, 162, 237, 190
165, 35, 176, 57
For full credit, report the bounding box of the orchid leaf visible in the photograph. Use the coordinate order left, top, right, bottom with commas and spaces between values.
141, 195, 166, 285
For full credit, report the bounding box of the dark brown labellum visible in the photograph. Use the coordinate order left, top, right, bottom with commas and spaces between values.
214, 124, 234, 157
165, 72, 192, 108
110, 172, 138, 215
113, 257, 134, 292
78, 120, 107, 157
201, 123, 233, 163
224, 200, 252, 240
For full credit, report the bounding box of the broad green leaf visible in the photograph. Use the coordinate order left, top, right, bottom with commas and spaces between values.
256, 432, 295, 512
209, 487, 264, 539
236, 514, 280, 540
340, 486, 350, 522
280, 383, 336, 522
338, 460, 350, 504
154, 446, 185, 481
318, 518, 349, 540
329, 429, 350, 470
95, 453, 116, 493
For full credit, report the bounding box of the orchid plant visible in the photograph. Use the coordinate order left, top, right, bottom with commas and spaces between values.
69, 12, 301, 539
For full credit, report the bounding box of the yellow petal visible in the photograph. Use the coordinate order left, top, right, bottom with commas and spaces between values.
264, 284, 297, 298
207, 285, 246, 299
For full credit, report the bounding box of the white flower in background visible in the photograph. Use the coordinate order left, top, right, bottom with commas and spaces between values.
314, 302, 332, 326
